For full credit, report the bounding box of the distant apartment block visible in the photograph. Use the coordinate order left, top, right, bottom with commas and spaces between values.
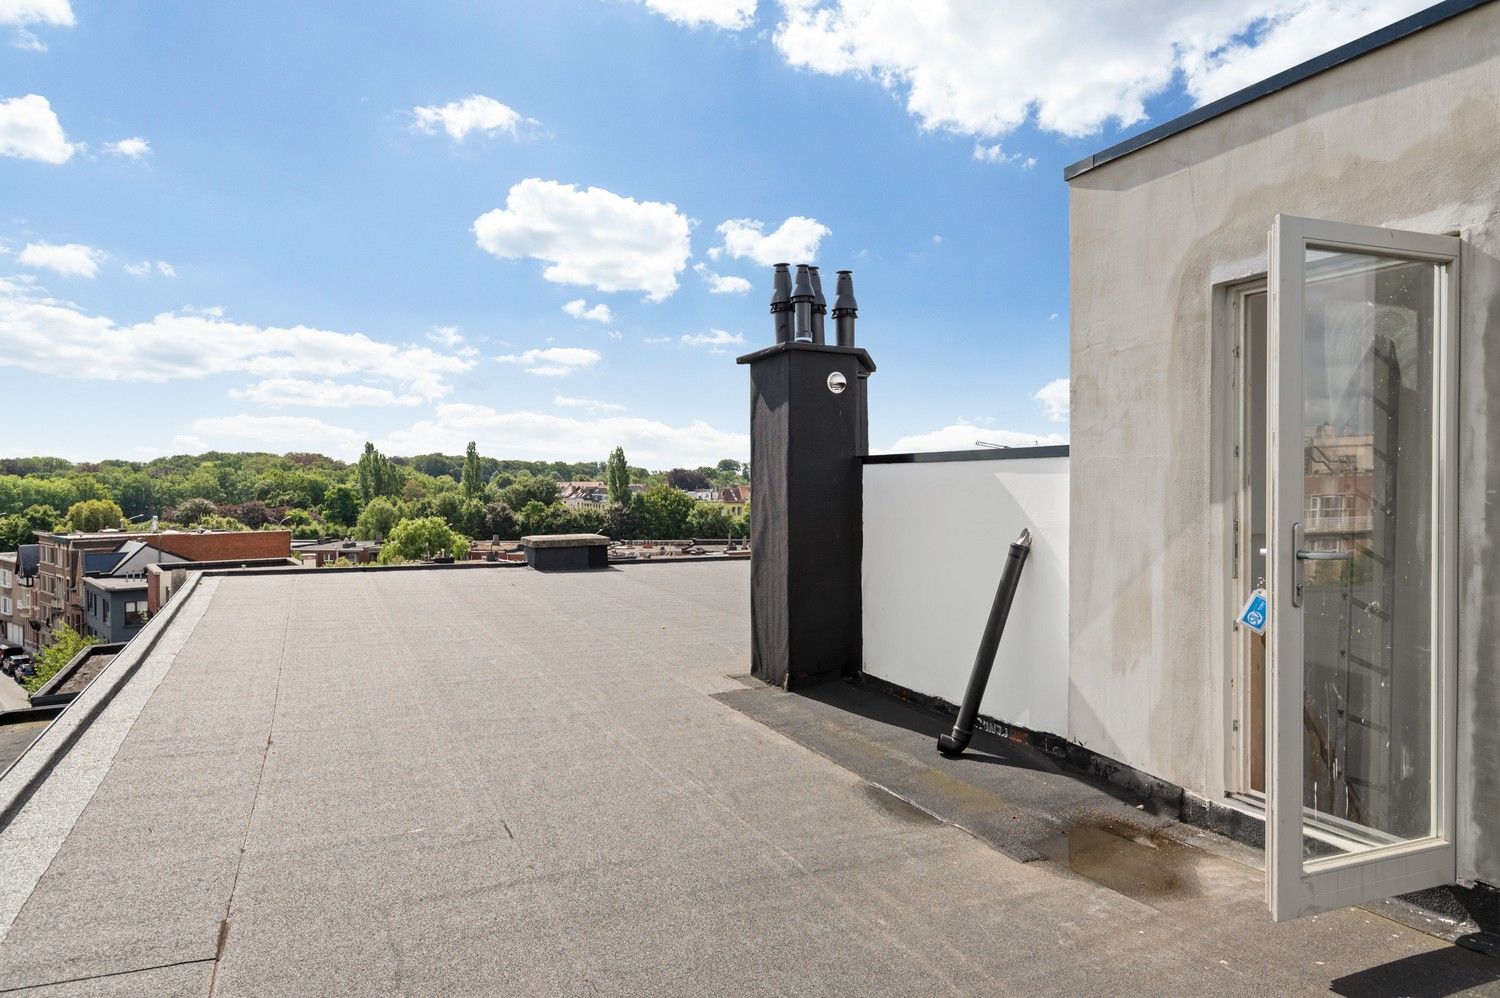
33, 529, 293, 640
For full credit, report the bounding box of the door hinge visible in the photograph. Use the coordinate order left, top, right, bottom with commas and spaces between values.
1232, 518, 1240, 579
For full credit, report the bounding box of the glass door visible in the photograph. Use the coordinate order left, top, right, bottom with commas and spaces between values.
1266, 215, 1459, 922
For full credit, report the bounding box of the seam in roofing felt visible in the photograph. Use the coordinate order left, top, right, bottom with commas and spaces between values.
0, 575, 218, 947
0, 956, 217, 994
206, 575, 294, 997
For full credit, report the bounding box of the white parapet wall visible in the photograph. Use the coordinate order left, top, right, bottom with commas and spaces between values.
862, 453, 1070, 734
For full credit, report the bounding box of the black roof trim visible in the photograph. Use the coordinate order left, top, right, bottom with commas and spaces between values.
1063, 0, 1493, 181
863, 444, 1069, 464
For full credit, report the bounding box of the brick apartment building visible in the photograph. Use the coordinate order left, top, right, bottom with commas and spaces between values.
33, 530, 292, 637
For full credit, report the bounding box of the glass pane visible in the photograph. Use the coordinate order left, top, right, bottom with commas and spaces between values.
1245, 290, 1268, 795
1300, 248, 1438, 866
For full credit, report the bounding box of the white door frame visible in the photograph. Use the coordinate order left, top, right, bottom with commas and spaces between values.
1266, 214, 1460, 921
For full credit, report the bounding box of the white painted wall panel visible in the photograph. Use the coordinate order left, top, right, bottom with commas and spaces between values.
862, 457, 1069, 734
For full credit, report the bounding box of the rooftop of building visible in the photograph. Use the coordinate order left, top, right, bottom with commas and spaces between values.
37, 528, 291, 543
0, 562, 1493, 993
1064, 0, 1494, 180
80, 576, 148, 593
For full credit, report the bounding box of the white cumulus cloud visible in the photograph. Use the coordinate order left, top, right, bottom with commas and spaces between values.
230, 378, 423, 409
693, 263, 752, 294
0, 94, 75, 163
105, 137, 150, 158
773, 0, 1431, 139
188, 414, 367, 456
554, 394, 626, 415
496, 346, 602, 377
0, 0, 73, 26
710, 216, 829, 267
380, 402, 747, 468
124, 260, 175, 278
1034, 377, 1070, 423
413, 94, 529, 141
18, 241, 101, 278
885, 422, 1067, 453
637, 0, 755, 29
563, 298, 613, 323
680, 329, 744, 347
427, 325, 464, 347
473, 179, 692, 301
0, 278, 475, 399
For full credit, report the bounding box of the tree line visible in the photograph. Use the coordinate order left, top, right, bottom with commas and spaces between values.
0, 446, 749, 558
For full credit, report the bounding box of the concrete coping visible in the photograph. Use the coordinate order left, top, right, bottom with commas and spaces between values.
520, 534, 610, 549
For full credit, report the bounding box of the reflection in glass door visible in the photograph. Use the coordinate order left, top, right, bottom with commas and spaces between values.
1297, 250, 1436, 859
1267, 216, 1458, 921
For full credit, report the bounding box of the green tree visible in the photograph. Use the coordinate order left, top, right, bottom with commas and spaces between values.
606, 447, 632, 504
633, 484, 695, 539
356, 442, 400, 504
501, 472, 560, 510
114, 473, 156, 517
65, 499, 125, 532
715, 458, 742, 478
355, 496, 401, 541
572, 505, 606, 534
173, 497, 217, 526
461, 441, 484, 498
321, 482, 361, 527
686, 501, 734, 539
195, 514, 249, 532
378, 516, 469, 564
27, 622, 100, 693
665, 468, 712, 492
278, 508, 324, 540
432, 492, 485, 537
232, 500, 271, 529
516, 501, 580, 536
0, 504, 62, 548
483, 501, 517, 540
601, 500, 637, 540
178, 466, 226, 504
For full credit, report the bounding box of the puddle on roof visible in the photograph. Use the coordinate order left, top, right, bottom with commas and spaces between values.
1036, 819, 1207, 906
860, 783, 941, 825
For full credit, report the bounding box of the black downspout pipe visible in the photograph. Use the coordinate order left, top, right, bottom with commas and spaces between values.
937, 528, 1033, 757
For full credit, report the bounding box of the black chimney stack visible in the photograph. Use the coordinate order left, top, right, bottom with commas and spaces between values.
738, 263, 876, 690
770, 263, 793, 344
833, 270, 857, 347
809, 266, 827, 345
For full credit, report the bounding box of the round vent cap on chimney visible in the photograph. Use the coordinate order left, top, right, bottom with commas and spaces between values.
826, 371, 847, 395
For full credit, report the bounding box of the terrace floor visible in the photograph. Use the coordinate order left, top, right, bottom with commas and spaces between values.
0, 562, 1495, 995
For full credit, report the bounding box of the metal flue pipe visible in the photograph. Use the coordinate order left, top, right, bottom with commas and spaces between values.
832, 270, 858, 347
770, 263, 793, 344
937, 528, 1033, 757
809, 266, 827, 345
791, 264, 815, 342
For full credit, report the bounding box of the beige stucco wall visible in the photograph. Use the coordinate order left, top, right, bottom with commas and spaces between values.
1067, 4, 1500, 884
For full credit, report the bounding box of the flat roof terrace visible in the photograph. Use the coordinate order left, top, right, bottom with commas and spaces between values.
0, 563, 1493, 995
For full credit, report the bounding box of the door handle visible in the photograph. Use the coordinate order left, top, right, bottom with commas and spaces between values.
1295, 550, 1350, 561
1291, 520, 1349, 607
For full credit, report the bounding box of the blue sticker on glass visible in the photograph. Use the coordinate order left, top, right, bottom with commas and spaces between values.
1237, 588, 1268, 634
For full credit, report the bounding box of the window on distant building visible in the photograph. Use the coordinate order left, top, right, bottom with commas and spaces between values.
124, 601, 148, 628
102, 601, 110, 625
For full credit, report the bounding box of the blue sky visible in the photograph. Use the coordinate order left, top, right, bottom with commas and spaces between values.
0, 0, 1431, 466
